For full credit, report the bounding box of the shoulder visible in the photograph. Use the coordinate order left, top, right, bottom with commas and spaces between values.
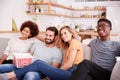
9, 38, 19, 42
90, 38, 98, 43
33, 41, 44, 47
69, 39, 82, 50
89, 38, 98, 44
53, 47, 62, 54
53, 47, 62, 52
28, 38, 42, 43
71, 39, 80, 44
88, 38, 99, 47
111, 41, 120, 47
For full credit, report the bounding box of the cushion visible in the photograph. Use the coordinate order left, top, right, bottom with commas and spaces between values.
82, 44, 91, 60
0, 38, 9, 58
110, 61, 120, 80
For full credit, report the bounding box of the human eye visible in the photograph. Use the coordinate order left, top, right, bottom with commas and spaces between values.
60, 33, 63, 37
64, 32, 67, 35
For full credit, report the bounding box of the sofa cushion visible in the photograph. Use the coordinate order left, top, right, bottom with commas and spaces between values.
82, 44, 91, 60
110, 60, 120, 80
0, 38, 9, 58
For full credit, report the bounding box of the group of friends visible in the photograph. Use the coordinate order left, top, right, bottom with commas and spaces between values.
0, 18, 119, 80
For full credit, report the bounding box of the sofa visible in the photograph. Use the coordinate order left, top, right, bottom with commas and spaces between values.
0, 37, 119, 80
82, 45, 120, 80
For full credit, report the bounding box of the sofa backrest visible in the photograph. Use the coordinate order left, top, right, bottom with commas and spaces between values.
82, 44, 120, 80
82, 44, 92, 60
110, 59, 120, 80
0, 38, 9, 57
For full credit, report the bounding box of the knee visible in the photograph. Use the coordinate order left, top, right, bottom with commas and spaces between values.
34, 60, 42, 64
83, 59, 90, 63
78, 59, 90, 66
34, 60, 46, 65
23, 72, 40, 80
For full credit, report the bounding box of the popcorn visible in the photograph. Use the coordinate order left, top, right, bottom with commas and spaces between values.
14, 53, 33, 68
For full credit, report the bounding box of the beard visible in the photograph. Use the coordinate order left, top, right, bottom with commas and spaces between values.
45, 38, 55, 44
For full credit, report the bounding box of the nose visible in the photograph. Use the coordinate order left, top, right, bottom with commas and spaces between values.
22, 30, 26, 34
46, 35, 50, 39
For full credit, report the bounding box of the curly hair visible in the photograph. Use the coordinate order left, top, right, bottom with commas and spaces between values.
20, 21, 39, 38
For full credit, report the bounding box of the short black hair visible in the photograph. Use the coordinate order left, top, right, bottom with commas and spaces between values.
97, 18, 112, 27
46, 26, 58, 37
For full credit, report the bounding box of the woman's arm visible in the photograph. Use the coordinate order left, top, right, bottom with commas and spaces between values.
0, 39, 12, 64
29, 50, 34, 56
60, 49, 77, 70
0, 54, 7, 64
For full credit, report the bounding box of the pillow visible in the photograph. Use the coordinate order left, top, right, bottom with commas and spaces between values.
0, 38, 9, 58
110, 61, 120, 80
82, 44, 92, 60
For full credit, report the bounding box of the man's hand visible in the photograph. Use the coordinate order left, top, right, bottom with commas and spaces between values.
44, 77, 51, 80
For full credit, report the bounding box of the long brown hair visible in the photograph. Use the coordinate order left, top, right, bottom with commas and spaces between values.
58, 26, 76, 49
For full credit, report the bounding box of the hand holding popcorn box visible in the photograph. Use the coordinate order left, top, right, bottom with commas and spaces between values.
14, 53, 33, 68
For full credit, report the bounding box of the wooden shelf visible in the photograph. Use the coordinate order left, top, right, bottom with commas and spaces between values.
26, 2, 106, 11
26, 2, 75, 10
0, 31, 19, 33
27, 12, 103, 18
27, 12, 63, 17
26, 2, 106, 18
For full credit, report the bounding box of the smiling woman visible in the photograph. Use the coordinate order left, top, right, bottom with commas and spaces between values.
0, 20, 40, 64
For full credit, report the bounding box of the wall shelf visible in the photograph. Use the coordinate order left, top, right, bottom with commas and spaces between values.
0, 31, 19, 33
26, 2, 106, 18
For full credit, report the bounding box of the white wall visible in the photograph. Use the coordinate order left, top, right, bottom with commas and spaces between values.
107, 7, 120, 33
0, 0, 120, 32
0, 33, 20, 39
0, 0, 12, 31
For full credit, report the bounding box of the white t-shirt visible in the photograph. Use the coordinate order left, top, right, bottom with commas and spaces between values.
3, 38, 40, 60
31, 42, 63, 64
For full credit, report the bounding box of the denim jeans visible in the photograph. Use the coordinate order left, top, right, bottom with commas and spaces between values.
0, 64, 17, 73
15, 60, 77, 80
23, 72, 41, 80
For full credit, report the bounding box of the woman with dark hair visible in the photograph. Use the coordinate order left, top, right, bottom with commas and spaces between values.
0, 20, 39, 64
0, 26, 84, 80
